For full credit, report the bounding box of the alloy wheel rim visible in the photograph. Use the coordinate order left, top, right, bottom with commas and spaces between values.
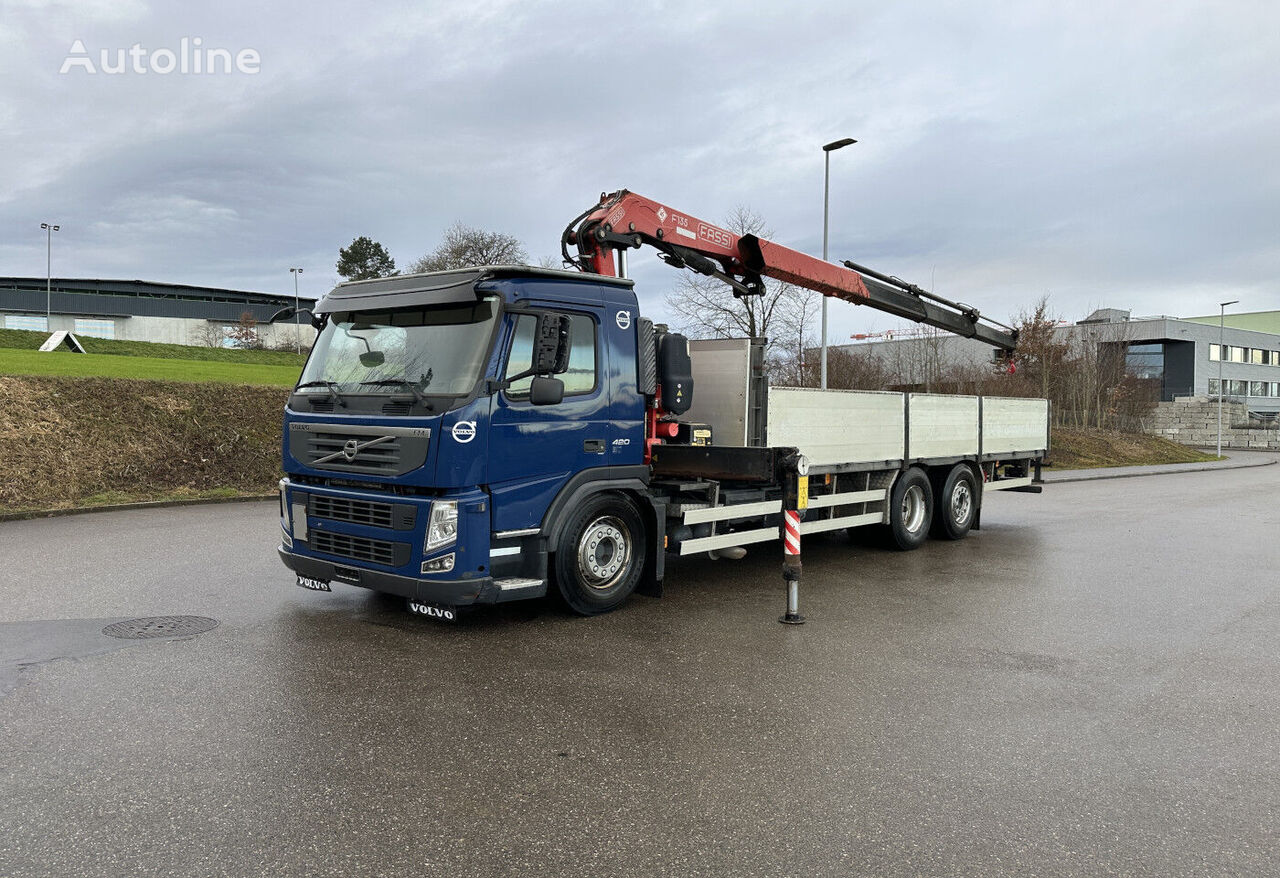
577, 516, 631, 590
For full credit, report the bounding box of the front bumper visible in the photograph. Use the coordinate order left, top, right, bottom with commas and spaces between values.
277, 546, 503, 606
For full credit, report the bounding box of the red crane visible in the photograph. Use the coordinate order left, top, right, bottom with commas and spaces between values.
562, 189, 1018, 352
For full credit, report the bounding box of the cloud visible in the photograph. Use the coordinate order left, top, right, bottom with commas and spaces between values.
0, 0, 1276, 325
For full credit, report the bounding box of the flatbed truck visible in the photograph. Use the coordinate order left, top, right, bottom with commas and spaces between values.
274, 191, 1047, 621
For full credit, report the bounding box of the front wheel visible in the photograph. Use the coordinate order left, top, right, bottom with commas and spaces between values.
932, 464, 978, 541
552, 493, 645, 615
887, 468, 933, 551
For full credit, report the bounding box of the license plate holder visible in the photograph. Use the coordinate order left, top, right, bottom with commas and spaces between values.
296, 575, 332, 592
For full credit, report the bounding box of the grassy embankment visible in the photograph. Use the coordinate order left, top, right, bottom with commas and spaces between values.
1048, 428, 1219, 469
0, 332, 300, 513
0, 375, 288, 515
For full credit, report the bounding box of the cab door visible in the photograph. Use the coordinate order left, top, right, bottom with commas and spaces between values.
487, 308, 609, 532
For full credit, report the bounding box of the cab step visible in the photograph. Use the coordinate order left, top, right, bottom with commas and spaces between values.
494, 577, 546, 602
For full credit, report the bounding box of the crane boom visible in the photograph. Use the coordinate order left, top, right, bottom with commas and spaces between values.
563, 189, 1018, 352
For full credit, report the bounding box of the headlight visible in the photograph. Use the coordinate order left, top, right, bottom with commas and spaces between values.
278, 478, 288, 520
424, 500, 459, 553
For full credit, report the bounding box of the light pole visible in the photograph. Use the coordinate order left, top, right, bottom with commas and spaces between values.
40, 222, 60, 328
821, 137, 855, 389
289, 267, 304, 354
1217, 299, 1238, 458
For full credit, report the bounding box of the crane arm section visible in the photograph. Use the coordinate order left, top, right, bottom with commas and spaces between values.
563, 189, 1017, 352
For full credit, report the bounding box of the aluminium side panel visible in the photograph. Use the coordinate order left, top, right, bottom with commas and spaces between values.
684, 338, 753, 446
908, 394, 979, 459
766, 387, 905, 466
981, 397, 1050, 455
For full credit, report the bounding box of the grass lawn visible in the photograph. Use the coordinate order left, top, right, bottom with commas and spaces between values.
0, 327, 307, 366
0, 348, 301, 387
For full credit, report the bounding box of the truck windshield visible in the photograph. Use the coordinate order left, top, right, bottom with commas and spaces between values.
299, 297, 499, 398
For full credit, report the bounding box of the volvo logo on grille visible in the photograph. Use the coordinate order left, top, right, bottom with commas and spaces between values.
310, 434, 396, 467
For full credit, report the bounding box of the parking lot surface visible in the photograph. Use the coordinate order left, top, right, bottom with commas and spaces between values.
2, 464, 1277, 877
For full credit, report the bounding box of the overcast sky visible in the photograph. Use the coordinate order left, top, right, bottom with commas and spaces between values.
2, 0, 1277, 341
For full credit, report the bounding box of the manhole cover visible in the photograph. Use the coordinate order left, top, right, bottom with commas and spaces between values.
102, 616, 220, 640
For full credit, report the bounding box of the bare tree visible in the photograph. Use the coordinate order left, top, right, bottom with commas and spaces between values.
191, 322, 226, 348
407, 222, 528, 273
825, 345, 890, 390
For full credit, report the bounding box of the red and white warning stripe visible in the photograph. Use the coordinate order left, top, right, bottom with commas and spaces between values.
783, 510, 801, 556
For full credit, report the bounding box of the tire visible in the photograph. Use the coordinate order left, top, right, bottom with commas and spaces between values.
552, 492, 646, 615
887, 468, 933, 551
932, 464, 978, 541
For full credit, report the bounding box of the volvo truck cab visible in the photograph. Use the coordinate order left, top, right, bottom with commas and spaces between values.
277, 266, 654, 614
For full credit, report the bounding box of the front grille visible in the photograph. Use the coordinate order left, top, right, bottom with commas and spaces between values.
289, 423, 431, 476
310, 531, 399, 566
307, 496, 412, 529
304, 430, 402, 473
382, 400, 412, 415
310, 495, 397, 528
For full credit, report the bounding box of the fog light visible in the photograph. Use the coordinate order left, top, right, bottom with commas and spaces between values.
421, 553, 455, 574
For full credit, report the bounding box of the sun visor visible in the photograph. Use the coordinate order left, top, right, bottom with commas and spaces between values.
314, 268, 488, 314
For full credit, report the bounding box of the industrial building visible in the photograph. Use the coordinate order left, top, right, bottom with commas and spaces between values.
831, 309, 1280, 414
0, 277, 316, 349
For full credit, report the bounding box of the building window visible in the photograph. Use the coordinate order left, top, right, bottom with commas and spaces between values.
1229, 346, 1246, 363
1250, 348, 1264, 365
1273, 383, 1280, 397
73, 318, 115, 339
1229, 380, 1248, 396
1126, 342, 1164, 382
4, 314, 48, 332
1250, 381, 1269, 398
1261, 350, 1273, 366
1209, 343, 1221, 362
1208, 378, 1221, 396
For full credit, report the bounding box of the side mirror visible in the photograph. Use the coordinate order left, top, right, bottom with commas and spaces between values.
529, 376, 564, 406
534, 313, 572, 375
271, 305, 325, 330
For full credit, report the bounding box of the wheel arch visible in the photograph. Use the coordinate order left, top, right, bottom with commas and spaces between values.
541, 466, 664, 592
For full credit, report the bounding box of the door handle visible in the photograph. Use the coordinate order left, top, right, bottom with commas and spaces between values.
584, 439, 605, 454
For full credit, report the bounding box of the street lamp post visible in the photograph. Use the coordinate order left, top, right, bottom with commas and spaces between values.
820, 137, 855, 389
1217, 299, 1238, 458
289, 267, 304, 354
40, 222, 60, 328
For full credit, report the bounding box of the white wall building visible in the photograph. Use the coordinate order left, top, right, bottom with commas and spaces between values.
0, 277, 316, 349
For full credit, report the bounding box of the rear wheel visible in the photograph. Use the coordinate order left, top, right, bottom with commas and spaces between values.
887, 468, 933, 551
932, 464, 977, 541
552, 492, 645, 615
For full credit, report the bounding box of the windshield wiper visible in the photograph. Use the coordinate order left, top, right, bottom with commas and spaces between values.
295, 380, 346, 407
358, 378, 434, 412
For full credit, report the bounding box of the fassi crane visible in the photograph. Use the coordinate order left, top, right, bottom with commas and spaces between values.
562, 189, 1019, 353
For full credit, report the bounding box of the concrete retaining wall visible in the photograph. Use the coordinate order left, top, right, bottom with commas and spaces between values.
1148, 397, 1280, 449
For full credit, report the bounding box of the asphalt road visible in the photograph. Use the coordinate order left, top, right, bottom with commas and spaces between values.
2, 464, 1277, 877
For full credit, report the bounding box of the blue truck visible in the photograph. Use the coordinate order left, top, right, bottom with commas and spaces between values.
275, 192, 1047, 622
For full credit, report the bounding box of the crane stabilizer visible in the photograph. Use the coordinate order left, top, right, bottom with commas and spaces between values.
564, 189, 1017, 352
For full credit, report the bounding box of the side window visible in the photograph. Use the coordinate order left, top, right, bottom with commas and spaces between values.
505, 313, 597, 399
